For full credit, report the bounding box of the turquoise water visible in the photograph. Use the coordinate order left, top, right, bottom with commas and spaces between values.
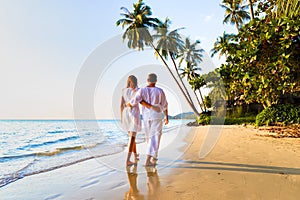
0, 119, 190, 187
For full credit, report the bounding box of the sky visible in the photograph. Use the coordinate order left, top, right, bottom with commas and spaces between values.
0, 0, 237, 119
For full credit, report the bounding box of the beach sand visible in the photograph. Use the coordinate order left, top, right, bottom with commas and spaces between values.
159, 125, 300, 200
1, 125, 300, 199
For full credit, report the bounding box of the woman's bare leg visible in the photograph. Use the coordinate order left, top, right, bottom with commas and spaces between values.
127, 131, 137, 165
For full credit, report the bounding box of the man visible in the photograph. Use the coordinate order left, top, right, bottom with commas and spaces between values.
128, 73, 168, 166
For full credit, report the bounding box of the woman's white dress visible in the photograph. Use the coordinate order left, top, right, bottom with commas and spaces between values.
121, 88, 142, 132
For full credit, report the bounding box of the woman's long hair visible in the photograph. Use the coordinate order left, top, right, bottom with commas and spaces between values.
127, 75, 138, 88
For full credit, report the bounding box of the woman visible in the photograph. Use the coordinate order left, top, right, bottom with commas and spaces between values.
121, 75, 153, 166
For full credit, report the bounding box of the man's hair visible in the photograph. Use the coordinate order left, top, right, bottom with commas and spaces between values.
148, 73, 157, 83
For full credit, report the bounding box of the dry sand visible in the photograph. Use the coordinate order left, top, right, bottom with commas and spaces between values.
159, 125, 300, 200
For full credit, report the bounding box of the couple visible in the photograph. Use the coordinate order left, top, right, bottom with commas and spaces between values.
120, 73, 168, 166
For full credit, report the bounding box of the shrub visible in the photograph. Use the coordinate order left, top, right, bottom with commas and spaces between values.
224, 116, 256, 125
256, 104, 300, 126
210, 116, 256, 125
197, 113, 211, 125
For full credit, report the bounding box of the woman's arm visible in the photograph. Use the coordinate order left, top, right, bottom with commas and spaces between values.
140, 100, 151, 109
120, 96, 125, 122
140, 100, 161, 112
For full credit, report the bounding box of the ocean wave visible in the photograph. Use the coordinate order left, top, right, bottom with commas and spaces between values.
0, 143, 103, 162
0, 144, 124, 188
16, 135, 80, 151
47, 129, 76, 134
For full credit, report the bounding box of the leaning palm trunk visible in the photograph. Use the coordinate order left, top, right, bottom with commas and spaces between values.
169, 52, 195, 107
193, 73, 206, 112
190, 71, 206, 112
248, 0, 254, 20
193, 90, 204, 112
197, 89, 206, 111
235, 22, 239, 31
149, 42, 201, 117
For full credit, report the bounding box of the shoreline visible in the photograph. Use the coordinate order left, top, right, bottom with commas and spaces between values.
1, 125, 299, 199
0, 124, 193, 200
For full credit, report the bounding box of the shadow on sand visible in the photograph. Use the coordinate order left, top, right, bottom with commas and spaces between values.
172, 160, 300, 175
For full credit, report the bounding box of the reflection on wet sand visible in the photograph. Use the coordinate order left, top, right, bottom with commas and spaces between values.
124, 165, 161, 200
124, 165, 144, 200
145, 166, 161, 200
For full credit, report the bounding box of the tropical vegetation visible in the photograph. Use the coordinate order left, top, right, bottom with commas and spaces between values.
208, 0, 300, 126
116, 0, 300, 127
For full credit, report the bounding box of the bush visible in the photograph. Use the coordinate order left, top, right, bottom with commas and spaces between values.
256, 104, 300, 126
224, 116, 256, 125
210, 116, 256, 125
197, 113, 211, 125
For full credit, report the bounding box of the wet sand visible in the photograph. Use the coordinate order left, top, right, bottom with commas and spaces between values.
0, 125, 192, 200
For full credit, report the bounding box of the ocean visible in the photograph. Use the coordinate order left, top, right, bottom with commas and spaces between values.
0, 119, 190, 188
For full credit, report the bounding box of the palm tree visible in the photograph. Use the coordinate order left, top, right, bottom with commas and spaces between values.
116, 0, 201, 116
153, 18, 200, 113
179, 62, 201, 80
177, 38, 204, 67
116, 0, 159, 50
240, 0, 255, 20
211, 32, 235, 59
152, 18, 184, 59
178, 38, 206, 112
275, 0, 300, 18
247, 0, 255, 20
221, 0, 250, 30
178, 62, 204, 108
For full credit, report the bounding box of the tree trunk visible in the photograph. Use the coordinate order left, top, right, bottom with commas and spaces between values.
198, 88, 207, 112
262, 102, 267, 109
149, 42, 200, 117
169, 52, 195, 107
248, 0, 254, 20
193, 90, 204, 112
235, 22, 239, 31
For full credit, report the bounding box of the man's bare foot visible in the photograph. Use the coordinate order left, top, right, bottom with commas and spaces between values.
144, 161, 155, 166
151, 158, 158, 165
134, 153, 140, 163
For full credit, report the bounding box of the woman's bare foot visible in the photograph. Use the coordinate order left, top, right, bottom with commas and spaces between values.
126, 161, 136, 166
134, 153, 140, 163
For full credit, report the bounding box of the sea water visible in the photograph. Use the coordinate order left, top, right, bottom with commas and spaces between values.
0, 119, 190, 187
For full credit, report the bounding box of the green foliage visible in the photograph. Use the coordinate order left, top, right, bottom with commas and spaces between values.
197, 113, 211, 125
220, 0, 250, 30
116, 0, 160, 50
256, 104, 300, 126
214, 0, 300, 108
201, 116, 256, 125
224, 116, 256, 125
204, 96, 212, 109
189, 76, 205, 91
219, 16, 300, 108
227, 106, 244, 118
274, 0, 300, 18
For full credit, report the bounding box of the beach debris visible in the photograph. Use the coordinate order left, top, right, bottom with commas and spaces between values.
256, 124, 300, 138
